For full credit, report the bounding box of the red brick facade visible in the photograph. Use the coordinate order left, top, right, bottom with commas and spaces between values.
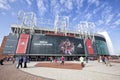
0, 36, 7, 59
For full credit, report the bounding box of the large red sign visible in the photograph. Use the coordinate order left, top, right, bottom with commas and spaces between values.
85, 39, 94, 55
16, 34, 29, 54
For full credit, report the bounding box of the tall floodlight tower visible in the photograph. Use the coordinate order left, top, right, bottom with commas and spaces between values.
54, 15, 59, 34
54, 15, 69, 35
79, 21, 88, 39
88, 22, 96, 42
78, 21, 96, 56
17, 11, 36, 34
78, 21, 95, 41
98, 31, 115, 55
23, 12, 36, 34
16, 10, 25, 34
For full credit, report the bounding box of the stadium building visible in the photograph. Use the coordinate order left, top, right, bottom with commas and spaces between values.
0, 12, 113, 61
1, 25, 110, 61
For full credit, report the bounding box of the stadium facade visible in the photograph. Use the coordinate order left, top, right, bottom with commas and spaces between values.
1, 12, 114, 60
1, 24, 111, 61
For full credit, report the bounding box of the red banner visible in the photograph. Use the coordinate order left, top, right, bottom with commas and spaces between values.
85, 39, 94, 55
16, 34, 29, 54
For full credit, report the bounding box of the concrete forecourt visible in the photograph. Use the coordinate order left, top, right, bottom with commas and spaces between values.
20, 61, 120, 80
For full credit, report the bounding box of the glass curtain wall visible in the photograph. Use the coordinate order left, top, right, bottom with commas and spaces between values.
93, 40, 109, 55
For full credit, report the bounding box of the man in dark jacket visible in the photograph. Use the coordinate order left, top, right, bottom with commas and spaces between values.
0, 59, 4, 65
17, 57, 23, 68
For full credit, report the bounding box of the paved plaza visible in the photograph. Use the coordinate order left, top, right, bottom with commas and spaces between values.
0, 60, 120, 80
0, 62, 52, 80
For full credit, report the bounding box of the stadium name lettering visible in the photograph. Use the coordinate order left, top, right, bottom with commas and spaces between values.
34, 41, 53, 46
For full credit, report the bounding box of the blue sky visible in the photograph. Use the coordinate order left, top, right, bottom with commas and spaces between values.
0, 0, 120, 54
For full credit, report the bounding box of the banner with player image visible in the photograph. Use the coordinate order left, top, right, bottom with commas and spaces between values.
30, 35, 84, 55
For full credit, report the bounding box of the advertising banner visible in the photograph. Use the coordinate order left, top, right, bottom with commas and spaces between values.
16, 34, 29, 54
30, 35, 84, 55
85, 39, 94, 55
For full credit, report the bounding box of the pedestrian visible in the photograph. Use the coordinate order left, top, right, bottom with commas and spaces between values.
49, 57, 53, 62
17, 56, 23, 69
0, 58, 4, 65
12, 57, 15, 64
79, 56, 84, 67
99, 56, 102, 63
24, 56, 28, 68
105, 56, 112, 66
85, 56, 89, 63
102, 56, 105, 64
61, 56, 65, 65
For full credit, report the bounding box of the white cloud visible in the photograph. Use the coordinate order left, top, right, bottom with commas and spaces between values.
101, 6, 112, 24
84, 0, 100, 13
110, 26, 116, 29
26, 0, 31, 6
114, 19, 120, 26
104, 6, 112, 13
85, 13, 92, 20
76, 0, 84, 9
0, 0, 11, 10
60, 0, 65, 4
97, 20, 104, 26
106, 14, 114, 24
50, 0, 61, 15
8, 0, 17, 3
60, 0, 73, 10
88, 0, 100, 6
93, 3, 106, 14
73, 17, 78, 21
66, 0, 73, 10
106, 19, 120, 29
37, 0, 47, 16
50, 0, 73, 15
51, 0, 57, 7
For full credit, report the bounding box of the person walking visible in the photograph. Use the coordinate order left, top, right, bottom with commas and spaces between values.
23, 56, 28, 68
85, 56, 89, 63
79, 56, 84, 67
17, 56, 23, 69
105, 56, 112, 66
61, 56, 65, 65
102, 56, 106, 64
12, 57, 15, 64
0, 58, 4, 65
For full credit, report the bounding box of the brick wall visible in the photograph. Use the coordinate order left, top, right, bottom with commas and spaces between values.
0, 36, 7, 59
1, 36, 7, 48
